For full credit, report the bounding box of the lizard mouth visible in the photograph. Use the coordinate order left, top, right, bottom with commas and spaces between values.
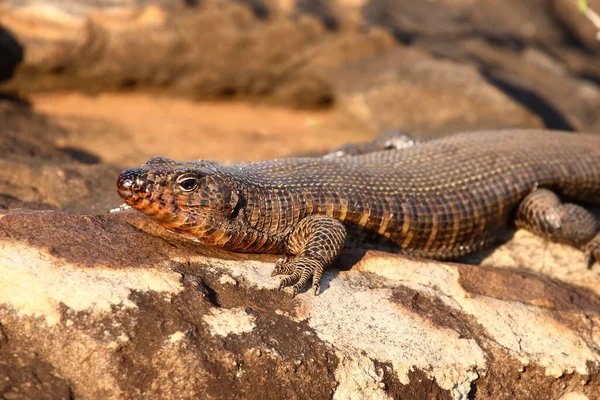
116, 169, 187, 229
116, 169, 153, 206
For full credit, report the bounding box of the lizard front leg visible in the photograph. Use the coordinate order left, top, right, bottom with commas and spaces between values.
272, 215, 346, 296
515, 188, 600, 267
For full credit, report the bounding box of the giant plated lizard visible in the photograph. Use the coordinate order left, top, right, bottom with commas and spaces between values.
117, 130, 600, 295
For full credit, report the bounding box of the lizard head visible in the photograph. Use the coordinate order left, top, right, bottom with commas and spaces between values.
117, 156, 241, 245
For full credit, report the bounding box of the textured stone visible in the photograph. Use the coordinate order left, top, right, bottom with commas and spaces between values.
363, 0, 567, 47
3, 0, 598, 133
330, 46, 543, 136
0, 100, 120, 213
0, 1, 391, 107
420, 38, 600, 132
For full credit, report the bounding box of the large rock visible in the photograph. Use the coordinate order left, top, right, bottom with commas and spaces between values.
362, 0, 567, 47
329, 47, 543, 135
0, 26, 22, 82
359, 0, 600, 132
420, 38, 600, 132
467, 41, 600, 132
0, 1, 394, 107
1, 208, 600, 399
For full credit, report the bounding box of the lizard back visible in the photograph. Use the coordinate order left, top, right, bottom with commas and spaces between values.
231, 130, 600, 258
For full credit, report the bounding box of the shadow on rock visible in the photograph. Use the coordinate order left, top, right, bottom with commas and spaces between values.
0, 26, 23, 82
484, 72, 575, 131
0, 99, 121, 213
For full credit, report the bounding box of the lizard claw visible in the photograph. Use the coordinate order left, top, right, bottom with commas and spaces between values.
272, 257, 294, 276
274, 255, 327, 296
271, 265, 283, 277
275, 256, 290, 266
584, 234, 600, 269
312, 283, 320, 296
291, 285, 300, 298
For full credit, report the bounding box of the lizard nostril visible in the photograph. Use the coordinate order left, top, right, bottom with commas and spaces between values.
117, 175, 136, 191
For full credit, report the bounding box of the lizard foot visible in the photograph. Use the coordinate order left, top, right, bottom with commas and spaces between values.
271, 256, 294, 276
274, 215, 346, 296
584, 233, 600, 269
277, 257, 324, 297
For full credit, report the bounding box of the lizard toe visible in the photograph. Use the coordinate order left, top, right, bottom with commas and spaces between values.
291, 285, 300, 298
275, 256, 291, 267
272, 256, 295, 276
311, 265, 324, 290
294, 272, 312, 292
279, 271, 301, 289
271, 263, 294, 276
285, 264, 317, 296
312, 283, 321, 296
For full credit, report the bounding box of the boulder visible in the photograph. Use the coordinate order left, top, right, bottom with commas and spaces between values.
1, 208, 600, 399
0, 1, 392, 107
462, 40, 600, 132
362, 0, 567, 47
329, 47, 543, 136
3, 0, 598, 133
420, 38, 600, 132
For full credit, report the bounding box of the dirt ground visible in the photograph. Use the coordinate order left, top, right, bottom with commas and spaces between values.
31, 92, 373, 167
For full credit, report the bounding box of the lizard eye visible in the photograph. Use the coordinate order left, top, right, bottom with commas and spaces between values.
177, 177, 199, 192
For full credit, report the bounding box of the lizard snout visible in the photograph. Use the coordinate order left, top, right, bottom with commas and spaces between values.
117, 169, 150, 200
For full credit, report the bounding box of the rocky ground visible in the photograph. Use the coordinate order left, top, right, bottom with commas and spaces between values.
1, 0, 600, 399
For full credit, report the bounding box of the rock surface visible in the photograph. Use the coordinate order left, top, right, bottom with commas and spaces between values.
0, 0, 389, 108
420, 38, 600, 132
329, 46, 543, 135
363, 0, 568, 49
1, 208, 600, 399
0, 100, 121, 213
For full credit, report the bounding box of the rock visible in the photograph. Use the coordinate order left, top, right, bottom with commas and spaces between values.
362, 0, 567, 47
553, 0, 600, 54
555, 46, 600, 87
268, 26, 397, 107
330, 46, 543, 136
420, 38, 600, 132
0, 26, 22, 82
0, 100, 121, 213
461, 40, 600, 132
0, 0, 393, 107
171, 8, 333, 105
358, 0, 600, 132
1, 208, 600, 399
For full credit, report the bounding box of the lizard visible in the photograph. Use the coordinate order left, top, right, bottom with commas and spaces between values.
117, 129, 600, 296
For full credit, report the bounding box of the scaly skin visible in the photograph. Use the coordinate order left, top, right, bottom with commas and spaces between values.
117, 130, 600, 295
